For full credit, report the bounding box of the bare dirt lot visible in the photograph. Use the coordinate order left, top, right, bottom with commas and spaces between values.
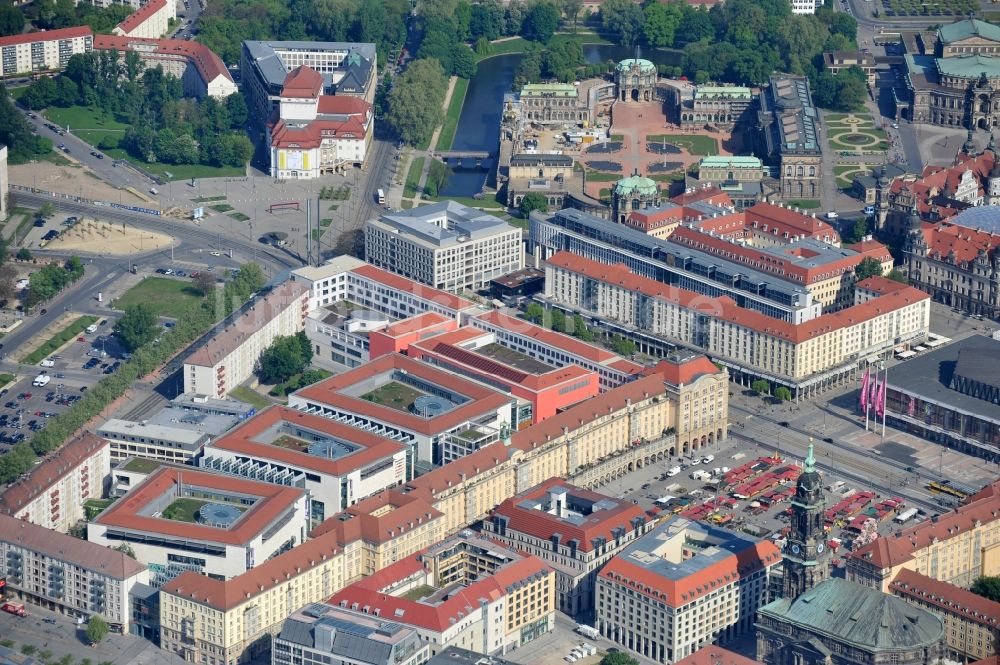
9, 163, 144, 205
47, 219, 173, 255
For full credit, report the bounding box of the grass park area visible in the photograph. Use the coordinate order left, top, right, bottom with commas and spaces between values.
438, 77, 470, 151
230, 212, 250, 221
113, 277, 204, 319
43, 104, 245, 181
361, 380, 426, 413
834, 164, 870, 188
645, 134, 719, 156
825, 114, 889, 152
400, 584, 438, 601
584, 170, 623, 182
22, 315, 98, 364
0, 374, 13, 390
404, 157, 425, 199
230, 386, 272, 409
785, 199, 821, 209
161, 498, 208, 523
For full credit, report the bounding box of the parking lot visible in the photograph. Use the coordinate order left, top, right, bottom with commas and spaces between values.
0, 317, 124, 452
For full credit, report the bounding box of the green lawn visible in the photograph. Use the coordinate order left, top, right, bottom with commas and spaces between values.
73, 129, 125, 148
404, 157, 425, 198
834, 164, 870, 188
113, 277, 204, 319
0, 374, 14, 390
361, 380, 427, 413
121, 457, 163, 473
161, 498, 208, 523
22, 315, 99, 364
229, 212, 250, 221
649, 171, 686, 183
211, 203, 233, 213
584, 170, 622, 182
438, 77, 470, 151
645, 134, 719, 156
84, 498, 114, 521
101, 147, 246, 181
193, 195, 227, 203
43, 105, 129, 131
230, 386, 272, 409
785, 199, 821, 209
400, 584, 438, 601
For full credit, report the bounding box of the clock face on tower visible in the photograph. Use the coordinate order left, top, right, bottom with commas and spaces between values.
791, 544, 800, 555
817, 543, 825, 554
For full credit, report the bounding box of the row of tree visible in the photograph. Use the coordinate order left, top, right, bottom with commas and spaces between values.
25, 257, 85, 307
20, 51, 253, 168
0, 264, 266, 485
524, 303, 637, 356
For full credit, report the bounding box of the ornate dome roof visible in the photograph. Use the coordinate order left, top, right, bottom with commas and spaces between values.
615, 58, 656, 74
614, 175, 658, 197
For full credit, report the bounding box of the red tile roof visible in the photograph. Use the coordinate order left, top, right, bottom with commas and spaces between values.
329, 537, 552, 632
309, 489, 442, 544
185, 281, 308, 367
744, 202, 841, 243
206, 406, 406, 477
317, 95, 372, 116
349, 264, 475, 312
674, 647, 764, 665
919, 222, 1000, 264
846, 239, 894, 264
0, 432, 108, 515
891, 568, 1000, 627
269, 115, 369, 149
405, 443, 511, 496
115, 0, 169, 35
93, 34, 233, 85
598, 532, 780, 609
161, 529, 343, 610
642, 354, 721, 386
491, 478, 650, 552
291, 354, 512, 436
281, 65, 324, 98
511, 374, 666, 452
546, 251, 929, 344
855, 275, 910, 296
0, 26, 91, 47
851, 479, 1000, 569
93, 467, 305, 546
672, 187, 734, 207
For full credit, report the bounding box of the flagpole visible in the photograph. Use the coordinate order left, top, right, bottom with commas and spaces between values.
881, 363, 888, 439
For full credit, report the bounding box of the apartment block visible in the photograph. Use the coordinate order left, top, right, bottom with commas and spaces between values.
596, 517, 782, 663
200, 405, 408, 524
0, 514, 149, 629
365, 202, 523, 292
97, 407, 239, 463
183, 281, 309, 398
112, 0, 174, 39
484, 478, 654, 616
94, 35, 237, 99
0, 27, 93, 76
286, 353, 514, 467
543, 251, 930, 397
0, 432, 109, 532
273, 603, 430, 665
848, 479, 1000, 591
891, 568, 1000, 661
407, 325, 600, 424
330, 534, 556, 656
88, 468, 308, 583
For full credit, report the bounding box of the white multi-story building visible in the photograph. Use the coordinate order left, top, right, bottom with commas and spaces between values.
365, 201, 523, 292
94, 35, 237, 99
791, 0, 818, 13
183, 281, 309, 398
112, 0, 174, 39
0, 27, 93, 76
273, 603, 430, 665
0, 513, 149, 629
596, 517, 783, 664
0, 432, 109, 533
200, 405, 408, 524
96, 406, 239, 463
0, 145, 8, 220
87, 467, 308, 584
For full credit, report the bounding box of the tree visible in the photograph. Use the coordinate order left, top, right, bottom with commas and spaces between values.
0, 4, 25, 37
972, 577, 1000, 603
113, 542, 136, 558
470, 0, 505, 40
887, 269, 909, 284
550, 308, 566, 332
386, 58, 448, 147
525, 302, 545, 323
21, 76, 58, 110
194, 271, 216, 296
612, 336, 635, 356
854, 257, 884, 281
751, 379, 770, 395
600, 654, 639, 665
85, 616, 109, 644
601, 0, 644, 47
0, 264, 17, 304
774, 386, 792, 401
38, 203, 55, 219
842, 216, 868, 244
521, 1, 560, 43
15, 248, 31, 261
519, 192, 548, 217
257, 332, 311, 384
561, 0, 583, 32
643, 2, 681, 48
424, 159, 451, 197
114, 303, 160, 352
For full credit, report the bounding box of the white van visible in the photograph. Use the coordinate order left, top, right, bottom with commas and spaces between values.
666, 466, 682, 477
39, 358, 55, 367
85, 323, 98, 334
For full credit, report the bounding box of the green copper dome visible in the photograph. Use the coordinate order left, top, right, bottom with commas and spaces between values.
614, 175, 658, 197
615, 58, 656, 74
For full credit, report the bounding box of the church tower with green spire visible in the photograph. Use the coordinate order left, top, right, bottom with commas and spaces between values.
782, 439, 831, 600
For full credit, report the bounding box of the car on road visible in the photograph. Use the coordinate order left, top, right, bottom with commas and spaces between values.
43, 618, 56, 625
57, 143, 65, 150
33, 219, 45, 227
864, 205, 875, 216
209, 250, 221, 256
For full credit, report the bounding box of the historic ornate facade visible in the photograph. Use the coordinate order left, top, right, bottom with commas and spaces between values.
755, 75, 823, 201
611, 173, 661, 225
782, 442, 831, 600
679, 86, 754, 129
519, 83, 591, 126
615, 58, 656, 103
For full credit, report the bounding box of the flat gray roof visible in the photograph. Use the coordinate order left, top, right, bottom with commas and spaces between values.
243, 40, 375, 91
98, 419, 209, 447
148, 407, 241, 437
371, 200, 516, 248
888, 335, 1000, 424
